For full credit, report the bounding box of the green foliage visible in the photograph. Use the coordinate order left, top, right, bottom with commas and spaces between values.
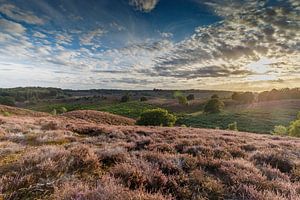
121, 94, 130, 102
140, 97, 148, 102
0, 96, 15, 106
51, 109, 57, 115
100, 101, 158, 118
178, 105, 300, 134
186, 94, 195, 101
177, 95, 188, 105
288, 119, 300, 137
137, 108, 177, 127
2, 111, 10, 117
0, 87, 66, 102
272, 125, 288, 136
297, 111, 300, 120
59, 107, 67, 114
228, 122, 238, 131
204, 97, 224, 113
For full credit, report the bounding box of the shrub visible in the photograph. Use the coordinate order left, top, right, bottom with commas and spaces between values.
177, 96, 188, 105
51, 109, 57, 115
186, 94, 195, 101
137, 108, 177, 127
60, 107, 67, 114
228, 122, 238, 131
288, 119, 300, 137
121, 94, 130, 102
140, 96, 148, 101
272, 125, 288, 136
204, 97, 224, 113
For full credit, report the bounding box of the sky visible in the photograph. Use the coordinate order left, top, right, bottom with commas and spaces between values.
0, 0, 299, 91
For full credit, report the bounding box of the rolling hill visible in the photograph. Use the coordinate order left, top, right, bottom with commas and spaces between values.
0, 105, 299, 200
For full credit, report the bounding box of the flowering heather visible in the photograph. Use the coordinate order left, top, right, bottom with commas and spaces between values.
0, 107, 300, 199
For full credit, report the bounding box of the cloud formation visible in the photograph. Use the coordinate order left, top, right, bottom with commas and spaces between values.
0, 0, 299, 90
129, 0, 159, 12
0, 4, 44, 24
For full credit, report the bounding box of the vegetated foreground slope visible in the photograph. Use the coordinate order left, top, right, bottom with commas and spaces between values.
0, 106, 300, 200
62, 110, 136, 126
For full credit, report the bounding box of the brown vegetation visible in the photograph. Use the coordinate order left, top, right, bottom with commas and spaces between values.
0, 105, 300, 199
62, 110, 136, 126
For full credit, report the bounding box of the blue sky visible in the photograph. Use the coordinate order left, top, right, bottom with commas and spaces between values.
0, 0, 299, 90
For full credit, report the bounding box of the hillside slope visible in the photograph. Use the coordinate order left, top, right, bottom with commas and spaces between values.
0, 107, 299, 200
62, 110, 136, 126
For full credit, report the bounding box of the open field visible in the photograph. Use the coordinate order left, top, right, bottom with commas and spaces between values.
24, 96, 300, 134
179, 99, 300, 134
0, 106, 300, 199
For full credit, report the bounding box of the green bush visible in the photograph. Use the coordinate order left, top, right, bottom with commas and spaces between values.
289, 119, 300, 137
59, 107, 67, 114
204, 97, 224, 113
137, 108, 177, 127
272, 125, 288, 136
51, 109, 57, 115
228, 122, 238, 131
177, 96, 188, 105
0, 96, 15, 106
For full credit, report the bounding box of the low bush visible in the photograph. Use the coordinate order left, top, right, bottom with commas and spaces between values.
272, 125, 288, 136
137, 108, 177, 127
228, 122, 238, 131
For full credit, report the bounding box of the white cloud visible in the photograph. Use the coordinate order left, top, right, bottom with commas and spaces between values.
0, 18, 26, 35
79, 28, 106, 46
0, 4, 44, 25
129, 0, 159, 12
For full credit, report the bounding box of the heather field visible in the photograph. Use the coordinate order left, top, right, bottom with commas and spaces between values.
0, 106, 300, 200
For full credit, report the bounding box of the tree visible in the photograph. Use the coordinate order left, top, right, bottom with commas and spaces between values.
186, 94, 195, 101
178, 96, 188, 105
121, 94, 130, 102
140, 97, 148, 102
211, 94, 219, 99
204, 96, 224, 113
137, 108, 177, 127
288, 119, 300, 137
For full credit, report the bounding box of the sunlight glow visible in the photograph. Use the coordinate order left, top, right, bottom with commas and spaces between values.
247, 57, 274, 74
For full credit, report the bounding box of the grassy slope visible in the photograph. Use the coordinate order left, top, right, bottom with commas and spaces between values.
25, 99, 300, 134
178, 100, 300, 134
0, 110, 299, 199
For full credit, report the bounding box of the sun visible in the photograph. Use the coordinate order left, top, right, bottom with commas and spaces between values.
247, 57, 273, 74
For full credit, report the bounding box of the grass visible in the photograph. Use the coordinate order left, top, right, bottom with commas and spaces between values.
178, 106, 299, 134
99, 101, 159, 118
27, 100, 159, 119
